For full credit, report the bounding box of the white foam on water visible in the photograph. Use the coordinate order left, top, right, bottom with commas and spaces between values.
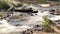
0, 19, 24, 33
0, 19, 33, 34
1, 5, 60, 34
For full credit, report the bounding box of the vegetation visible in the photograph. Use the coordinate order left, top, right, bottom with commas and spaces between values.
19, 0, 59, 4
0, 0, 59, 9
19, 0, 48, 4
42, 16, 50, 25
42, 17, 54, 32
49, 0, 59, 1
0, 12, 3, 17
42, 16, 60, 34
0, 0, 9, 10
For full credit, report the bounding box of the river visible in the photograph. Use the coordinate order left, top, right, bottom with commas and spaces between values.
0, 5, 60, 34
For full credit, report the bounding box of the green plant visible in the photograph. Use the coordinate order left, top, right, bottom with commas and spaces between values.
42, 17, 49, 25
49, 0, 59, 1
0, 12, 3, 17
42, 17, 54, 32
0, 0, 9, 10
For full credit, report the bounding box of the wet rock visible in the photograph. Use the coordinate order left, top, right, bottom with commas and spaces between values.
33, 25, 43, 31
22, 29, 33, 34
35, 14, 37, 15
14, 8, 38, 14
32, 11, 38, 13
15, 24, 22, 26
15, 4, 23, 7
34, 25, 40, 27
22, 31, 26, 34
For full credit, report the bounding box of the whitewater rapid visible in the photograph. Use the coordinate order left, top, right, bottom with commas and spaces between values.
1, 5, 60, 34
0, 9, 50, 34
0, 19, 33, 34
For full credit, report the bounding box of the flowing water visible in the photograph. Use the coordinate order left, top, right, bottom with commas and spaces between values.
1, 5, 60, 34
0, 8, 51, 34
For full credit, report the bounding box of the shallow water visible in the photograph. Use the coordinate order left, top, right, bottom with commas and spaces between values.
1, 5, 60, 34
0, 12, 43, 34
